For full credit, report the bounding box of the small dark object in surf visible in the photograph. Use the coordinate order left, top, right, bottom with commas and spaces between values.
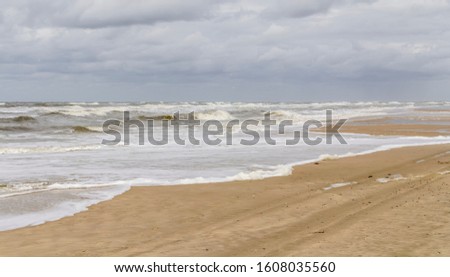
72, 126, 96, 133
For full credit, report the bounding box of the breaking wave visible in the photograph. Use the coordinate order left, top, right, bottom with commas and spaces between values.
0, 116, 36, 123
72, 126, 98, 133
0, 145, 103, 155
195, 110, 232, 121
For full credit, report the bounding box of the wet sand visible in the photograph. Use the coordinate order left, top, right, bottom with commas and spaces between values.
338, 123, 450, 137
322, 118, 450, 137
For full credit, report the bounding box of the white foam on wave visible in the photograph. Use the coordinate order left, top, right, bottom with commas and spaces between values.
178, 164, 293, 184
5, 104, 120, 117
0, 101, 415, 120
47, 105, 116, 117
127, 164, 294, 186
195, 110, 232, 121
319, 154, 344, 161
231, 165, 293, 180
270, 110, 307, 121
69, 102, 100, 106
0, 145, 103, 155
0, 182, 50, 198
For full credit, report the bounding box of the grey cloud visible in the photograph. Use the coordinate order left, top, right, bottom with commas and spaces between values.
264, 0, 336, 18
6, 0, 224, 28
1, 0, 450, 101
263, 0, 378, 19
63, 0, 222, 28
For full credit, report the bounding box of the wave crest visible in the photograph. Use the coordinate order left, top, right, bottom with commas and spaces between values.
195, 110, 232, 121
0, 145, 103, 155
72, 126, 98, 133
0, 116, 36, 123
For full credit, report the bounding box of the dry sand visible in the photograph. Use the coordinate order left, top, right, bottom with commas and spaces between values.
0, 126, 449, 256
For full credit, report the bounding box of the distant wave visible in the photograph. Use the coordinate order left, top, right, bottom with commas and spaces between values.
0, 145, 103, 155
69, 102, 100, 106
0, 126, 32, 132
32, 102, 70, 107
270, 110, 307, 121
138, 114, 175, 121
0, 101, 433, 122
12, 115, 36, 122
195, 110, 232, 120
42, 112, 66, 116
51, 107, 122, 117
137, 111, 233, 121
0, 115, 36, 123
33, 103, 53, 107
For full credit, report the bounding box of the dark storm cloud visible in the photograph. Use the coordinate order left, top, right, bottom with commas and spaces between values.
1, 0, 450, 101
7, 0, 224, 28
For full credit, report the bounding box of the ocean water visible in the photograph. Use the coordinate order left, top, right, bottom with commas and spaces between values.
0, 101, 449, 231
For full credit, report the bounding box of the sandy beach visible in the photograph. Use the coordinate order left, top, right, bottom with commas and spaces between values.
0, 122, 449, 257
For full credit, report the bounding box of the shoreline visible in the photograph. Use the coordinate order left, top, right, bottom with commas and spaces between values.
0, 140, 449, 256
1, 132, 449, 232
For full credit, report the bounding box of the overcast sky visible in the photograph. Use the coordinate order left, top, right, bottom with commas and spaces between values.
1, 0, 450, 102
